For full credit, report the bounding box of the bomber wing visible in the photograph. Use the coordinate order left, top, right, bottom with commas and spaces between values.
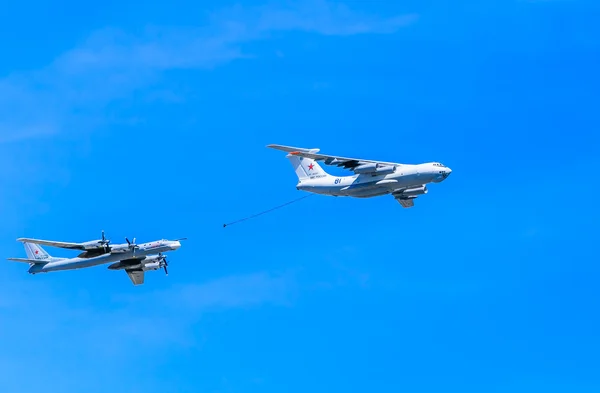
17, 231, 112, 258
16, 238, 91, 250
125, 269, 145, 286
107, 257, 148, 286
267, 144, 401, 173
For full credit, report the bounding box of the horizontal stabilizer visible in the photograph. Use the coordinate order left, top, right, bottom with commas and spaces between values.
7, 257, 46, 264
267, 144, 320, 154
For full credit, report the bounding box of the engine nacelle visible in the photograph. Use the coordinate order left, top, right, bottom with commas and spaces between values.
401, 185, 428, 197
373, 165, 396, 175
354, 163, 396, 175
110, 244, 130, 253
143, 261, 161, 271
353, 163, 378, 173
107, 254, 165, 271
144, 255, 161, 262
142, 255, 166, 271
80, 240, 106, 250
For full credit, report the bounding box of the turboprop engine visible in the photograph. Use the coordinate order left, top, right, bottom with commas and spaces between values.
141, 255, 166, 271
353, 163, 396, 175
107, 254, 168, 273
76, 230, 112, 257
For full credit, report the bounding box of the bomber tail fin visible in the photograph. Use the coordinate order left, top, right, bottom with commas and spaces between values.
24, 242, 52, 261
7, 242, 61, 265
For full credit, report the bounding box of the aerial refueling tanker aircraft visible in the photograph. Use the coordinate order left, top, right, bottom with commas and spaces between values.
7, 231, 185, 285
267, 144, 452, 208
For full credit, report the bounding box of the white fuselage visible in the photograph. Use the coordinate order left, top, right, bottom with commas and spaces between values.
28, 240, 181, 274
297, 162, 452, 198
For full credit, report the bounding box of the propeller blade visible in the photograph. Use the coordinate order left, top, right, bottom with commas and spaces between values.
163, 265, 168, 275
100, 230, 110, 246
125, 238, 131, 245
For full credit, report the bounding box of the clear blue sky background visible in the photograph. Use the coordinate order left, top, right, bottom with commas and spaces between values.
1, 0, 599, 392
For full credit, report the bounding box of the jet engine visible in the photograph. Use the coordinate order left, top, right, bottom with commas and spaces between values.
353, 163, 396, 175
400, 185, 428, 197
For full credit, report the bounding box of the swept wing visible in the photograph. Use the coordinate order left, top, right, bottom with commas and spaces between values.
16, 238, 94, 250
16, 232, 112, 258
7, 257, 45, 264
267, 144, 401, 172
125, 269, 145, 286
108, 256, 167, 286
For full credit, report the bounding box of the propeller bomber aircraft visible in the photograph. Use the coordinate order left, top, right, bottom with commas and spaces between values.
7, 231, 186, 286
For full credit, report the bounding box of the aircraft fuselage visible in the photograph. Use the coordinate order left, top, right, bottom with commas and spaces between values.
28, 240, 181, 274
296, 162, 451, 198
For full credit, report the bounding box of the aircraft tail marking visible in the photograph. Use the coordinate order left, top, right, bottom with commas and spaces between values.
24, 242, 52, 261
286, 155, 329, 180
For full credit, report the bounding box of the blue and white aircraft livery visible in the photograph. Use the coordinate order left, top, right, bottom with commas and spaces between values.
7, 232, 185, 285
267, 144, 452, 208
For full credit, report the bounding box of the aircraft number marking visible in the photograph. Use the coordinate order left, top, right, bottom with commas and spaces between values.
334, 178, 342, 185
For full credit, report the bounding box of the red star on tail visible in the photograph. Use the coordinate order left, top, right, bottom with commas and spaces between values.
308, 163, 314, 170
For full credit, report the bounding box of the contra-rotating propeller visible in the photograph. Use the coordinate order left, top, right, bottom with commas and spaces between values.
158, 252, 169, 275
99, 230, 111, 251
99, 230, 110, 245
98, 229, 111, 253
125, 237, 139, 255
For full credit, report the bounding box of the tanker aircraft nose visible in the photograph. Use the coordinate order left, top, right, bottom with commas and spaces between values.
443, 167, 452, 179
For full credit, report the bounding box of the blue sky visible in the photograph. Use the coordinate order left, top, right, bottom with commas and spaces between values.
1, 0, 599, 391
